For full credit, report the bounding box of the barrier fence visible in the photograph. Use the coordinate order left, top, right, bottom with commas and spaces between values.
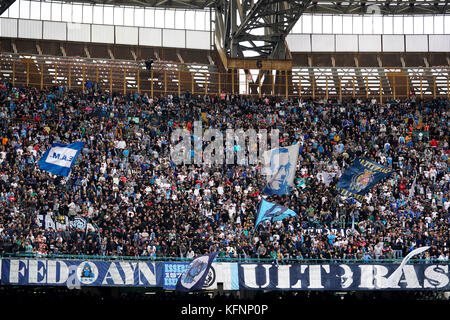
0, 54, 449, 101
1, 252, 448, 265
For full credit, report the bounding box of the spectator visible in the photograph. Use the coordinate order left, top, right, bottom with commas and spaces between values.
0, 84, 447, 263
186, 247, 195, 259
256, 243, 267, 259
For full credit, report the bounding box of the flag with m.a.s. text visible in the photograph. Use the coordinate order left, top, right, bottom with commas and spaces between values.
38, 142, 84, 177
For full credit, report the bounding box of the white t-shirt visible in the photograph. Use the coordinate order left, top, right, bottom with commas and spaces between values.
444, 201, 450, 211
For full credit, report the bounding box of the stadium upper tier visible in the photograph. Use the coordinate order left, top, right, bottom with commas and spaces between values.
0, 53, 448, 99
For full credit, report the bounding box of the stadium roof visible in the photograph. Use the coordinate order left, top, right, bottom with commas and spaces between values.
55, 0, 450, 14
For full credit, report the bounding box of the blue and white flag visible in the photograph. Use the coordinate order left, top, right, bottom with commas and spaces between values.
71, 216, 87, 231
255, 199, 298, 229
262, 144, 299, 196
176, 252, 217, 292
38, 142, 84, 177
336, 157, 393, 202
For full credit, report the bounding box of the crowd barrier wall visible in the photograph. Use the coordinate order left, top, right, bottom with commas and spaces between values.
1, 257, 449, 291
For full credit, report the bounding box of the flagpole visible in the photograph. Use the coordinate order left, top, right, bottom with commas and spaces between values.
351, 211, 355, 232
83, 216, 89, 255
252, 199, 264, 238
64, 170, 72, 184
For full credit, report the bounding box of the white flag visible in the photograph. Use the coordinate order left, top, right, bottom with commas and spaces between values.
262, 144, 300, 196
387, 246, 430, 287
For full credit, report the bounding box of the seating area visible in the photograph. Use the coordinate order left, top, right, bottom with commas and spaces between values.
0, 82, 448, 263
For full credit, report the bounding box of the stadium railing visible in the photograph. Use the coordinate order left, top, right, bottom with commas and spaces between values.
1, 252, 448, 265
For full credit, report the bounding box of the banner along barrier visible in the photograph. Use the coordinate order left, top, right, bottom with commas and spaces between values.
237, 263, 449, 290
1, 259, 448, 290
0, 259, 164, 287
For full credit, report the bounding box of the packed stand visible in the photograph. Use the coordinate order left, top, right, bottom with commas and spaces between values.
0, 82, 448, 263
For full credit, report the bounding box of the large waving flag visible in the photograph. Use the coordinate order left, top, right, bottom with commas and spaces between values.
38, 142, 84, 177
255, 199, 298, 229
176, 252, 217, 292
336, 157, 393, 202
262, 144, 300, 196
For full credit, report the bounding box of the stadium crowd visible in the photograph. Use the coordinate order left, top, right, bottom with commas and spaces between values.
0, 82, 448, 262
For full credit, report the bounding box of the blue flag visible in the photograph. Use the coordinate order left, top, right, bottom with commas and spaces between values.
255, 199, 298, 229
176, 252, 217, 292
262, 144, 300, 196
336, 157, 393, 202
38, 142, 84, 177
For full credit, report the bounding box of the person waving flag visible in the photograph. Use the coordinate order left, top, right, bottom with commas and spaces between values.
262, 144, 300, 196
335, 157, 393, 202
255, 199, 298, 230
38, 141, 84, 178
